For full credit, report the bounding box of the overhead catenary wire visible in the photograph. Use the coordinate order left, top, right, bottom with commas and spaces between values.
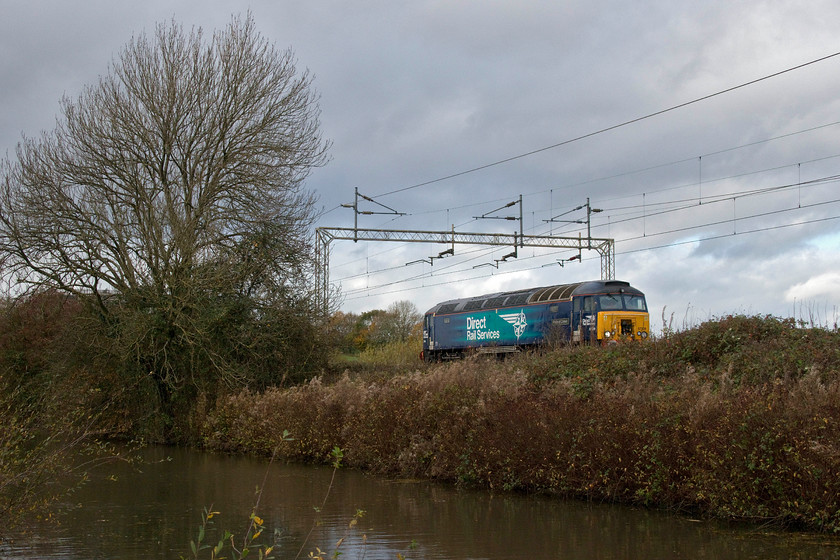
326, 112, 840, 274
369, 50, 840, 199
329, 120, 840, 273
330, 150, 840, 275
326, 51, 840, 304
340, 179, 840, 299
333, 171, 838, 286
343, 202, 840, 301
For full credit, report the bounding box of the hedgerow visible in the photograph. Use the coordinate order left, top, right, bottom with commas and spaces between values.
203, 315, 840, 532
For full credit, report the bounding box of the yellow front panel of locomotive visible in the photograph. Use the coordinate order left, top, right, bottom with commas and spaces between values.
597, 311, 650, 341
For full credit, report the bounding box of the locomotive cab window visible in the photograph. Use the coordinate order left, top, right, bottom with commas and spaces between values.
624, 295, 647, 311
596, 293, 647, 311
599, 294, 623, 310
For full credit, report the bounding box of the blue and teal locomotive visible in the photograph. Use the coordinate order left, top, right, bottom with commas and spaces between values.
421, 280, 649, 361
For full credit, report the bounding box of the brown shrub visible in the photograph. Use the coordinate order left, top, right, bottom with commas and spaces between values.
203, 317, 840, 532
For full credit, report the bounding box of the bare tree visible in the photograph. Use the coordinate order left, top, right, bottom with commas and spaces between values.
370, 300, 421, 344
0, 14, 330, 431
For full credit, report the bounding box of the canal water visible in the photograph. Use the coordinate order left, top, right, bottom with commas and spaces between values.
3, 445, 840, 559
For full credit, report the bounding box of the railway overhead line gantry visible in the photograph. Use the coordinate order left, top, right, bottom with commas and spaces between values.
314, 226, 615, 314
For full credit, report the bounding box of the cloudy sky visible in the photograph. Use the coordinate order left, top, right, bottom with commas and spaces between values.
3, 1, 840, 331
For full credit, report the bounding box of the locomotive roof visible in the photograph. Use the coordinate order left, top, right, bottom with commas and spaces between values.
425, 279, 643, 315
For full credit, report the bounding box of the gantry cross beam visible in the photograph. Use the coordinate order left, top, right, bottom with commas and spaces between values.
315, 226, 615, 314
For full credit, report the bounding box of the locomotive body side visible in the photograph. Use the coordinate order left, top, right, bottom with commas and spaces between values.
423, 300, 572, 360
422, 280, 649, 361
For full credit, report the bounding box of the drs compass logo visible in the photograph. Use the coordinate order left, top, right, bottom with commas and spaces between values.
499, 309, 528, 339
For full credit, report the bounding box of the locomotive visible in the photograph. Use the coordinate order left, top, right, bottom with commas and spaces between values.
421, 279, 649, 361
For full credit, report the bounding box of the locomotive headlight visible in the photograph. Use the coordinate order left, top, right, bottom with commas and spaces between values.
604, 331, 611, 337
639, 331, 648, 339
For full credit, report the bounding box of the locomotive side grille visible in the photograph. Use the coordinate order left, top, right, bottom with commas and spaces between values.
529, 282, 583, 303
556, 284, 578, 299
484, 296, 507, 308
464, 300, 485, 311
506, 293, 529, 305
546, 286, 567, 300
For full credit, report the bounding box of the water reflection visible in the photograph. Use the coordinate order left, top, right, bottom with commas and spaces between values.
3, 446, 840, 559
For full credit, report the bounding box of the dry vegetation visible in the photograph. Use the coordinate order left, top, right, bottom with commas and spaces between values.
204, 315, 840, 533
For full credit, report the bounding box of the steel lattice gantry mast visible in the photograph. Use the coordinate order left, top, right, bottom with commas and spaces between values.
315, 226, 615, 314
